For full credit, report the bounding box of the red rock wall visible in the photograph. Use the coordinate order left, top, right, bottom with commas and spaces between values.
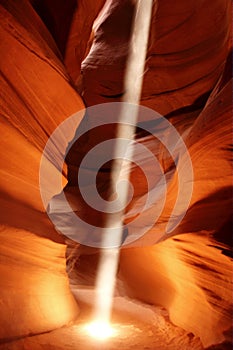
120, 58, 232, 347
0, 0, 84, 340
76, 0, 232, 346
81, 0, 231, 115
0, 0, 232, 348
31, 0, 106, 82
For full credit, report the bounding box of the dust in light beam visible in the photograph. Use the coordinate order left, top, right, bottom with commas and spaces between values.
86, 0, 155, 339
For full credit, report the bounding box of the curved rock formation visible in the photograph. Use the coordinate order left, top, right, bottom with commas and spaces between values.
0, 0, 232, 349
81, 0, 231, 115
71, 0, 232, 347
120, 72, 232, 343
30, 0, 106, 82
0, 0, 84, 341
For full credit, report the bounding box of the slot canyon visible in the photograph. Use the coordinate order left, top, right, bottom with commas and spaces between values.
0, 1, 232, 349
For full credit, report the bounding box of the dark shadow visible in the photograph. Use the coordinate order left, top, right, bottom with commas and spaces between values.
31, 0, 77, 56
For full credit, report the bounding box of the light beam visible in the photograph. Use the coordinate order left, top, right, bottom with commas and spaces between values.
91, 0, 155, 336
85, 321, 116, 340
